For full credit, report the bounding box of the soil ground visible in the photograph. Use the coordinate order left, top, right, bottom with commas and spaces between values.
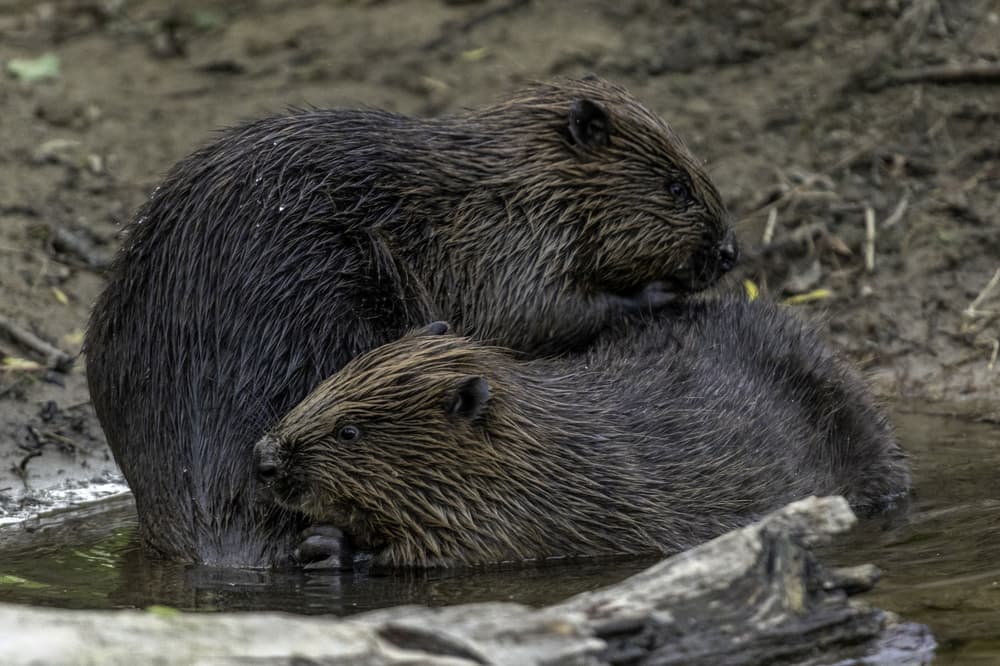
0, 0, 998, 516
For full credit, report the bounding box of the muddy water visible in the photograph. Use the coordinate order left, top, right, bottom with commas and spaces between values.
0, 407, 997, 663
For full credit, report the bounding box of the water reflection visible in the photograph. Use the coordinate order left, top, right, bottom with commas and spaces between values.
0, 406, 997, 662
824, 409, 1000, 664
0, 495, 655, 614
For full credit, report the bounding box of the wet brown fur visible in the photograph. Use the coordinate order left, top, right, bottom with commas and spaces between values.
258, 297, 910, 568
85, 76, 734, 565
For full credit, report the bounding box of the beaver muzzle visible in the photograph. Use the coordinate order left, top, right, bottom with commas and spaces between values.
678, 229, 741, 292
254, 435, 282, 485
717, 230, 739, 274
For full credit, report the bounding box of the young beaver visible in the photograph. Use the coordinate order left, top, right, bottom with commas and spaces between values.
255, 298, 910, 568
84, 76, 736, 566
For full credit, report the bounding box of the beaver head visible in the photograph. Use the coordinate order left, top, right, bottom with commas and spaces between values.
404, 76, 738, 349
472, 77, 735, 281
253, 322, 654, 566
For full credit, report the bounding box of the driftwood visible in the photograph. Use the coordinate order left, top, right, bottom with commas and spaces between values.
0, 496, 935, 665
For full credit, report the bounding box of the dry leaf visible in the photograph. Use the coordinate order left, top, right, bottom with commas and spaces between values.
2, 356, 43, 371
784, 289, 833, 305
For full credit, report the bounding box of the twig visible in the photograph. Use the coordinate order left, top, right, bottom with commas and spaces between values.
35, 430, 77, 451
0, 204, 40, 218
48, 224, 111, 270
743, 146, 884, 222
762, 207, 778, 245
0, 359, 45, 373
833, 0, 939, 94
743, 186, 839, 224
964, 267, 1000, 319
885, 63, 1000, 88
882, 191, 910, 229
742, 223, 827, 261
24, 425, 45, 450
421, 0, 531, 52
988, 339, 999, 372
962, 268, 1000, 319
14, 450, 41, 482
0, 315, 74, 371
864, 207, 876, 274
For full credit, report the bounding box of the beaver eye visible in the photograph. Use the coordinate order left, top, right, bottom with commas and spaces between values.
336, 425, 361, 443
668, 180, 690, 203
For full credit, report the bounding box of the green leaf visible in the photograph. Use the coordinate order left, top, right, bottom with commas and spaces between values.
7, 53, 61, 83
146, 604, 182, 617
0, 574, 49, 589
191, 10, 227, 31
460, 47, 489, 62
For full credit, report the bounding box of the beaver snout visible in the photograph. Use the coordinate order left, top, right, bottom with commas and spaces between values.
679, 229, 740, 291
253, 435, 282, 484
717, 230, 739, 274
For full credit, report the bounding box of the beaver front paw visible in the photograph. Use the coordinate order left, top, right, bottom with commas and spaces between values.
612, 282, 679, 312
294, 524, 354, 570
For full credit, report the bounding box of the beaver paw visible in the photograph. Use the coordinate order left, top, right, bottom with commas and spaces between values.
614, 282, 678, 312
294, 525, 354, 570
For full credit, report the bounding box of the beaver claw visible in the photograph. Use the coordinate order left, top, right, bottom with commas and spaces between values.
294, 524, 354, 570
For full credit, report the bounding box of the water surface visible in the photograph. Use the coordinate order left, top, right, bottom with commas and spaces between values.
1, 406, 997, 663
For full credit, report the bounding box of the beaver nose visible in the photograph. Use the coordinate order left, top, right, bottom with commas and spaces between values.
717, 232, 740, 274
257, 459, 278, 483
254, 436, 281, 484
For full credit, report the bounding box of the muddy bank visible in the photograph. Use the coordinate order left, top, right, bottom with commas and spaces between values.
0, 373, 123, 522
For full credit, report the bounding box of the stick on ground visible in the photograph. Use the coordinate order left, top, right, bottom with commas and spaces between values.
882, 191, 910, 229
0, 315, 74, 371
886, 62, 1000, 87
964, 267, 1000, 319
762, 207, 778, 245
864, 206, 876, 274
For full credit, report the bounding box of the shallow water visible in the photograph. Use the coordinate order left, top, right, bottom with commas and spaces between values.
824, 408, 1000, 665
0, 406, 997, 663
0, 495, 656, 614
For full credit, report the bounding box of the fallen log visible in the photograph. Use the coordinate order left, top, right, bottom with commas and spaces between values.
0, 496, 935, 665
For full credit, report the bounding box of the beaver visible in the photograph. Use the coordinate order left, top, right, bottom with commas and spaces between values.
254, 297, 910, 568
84, 76, 737, 566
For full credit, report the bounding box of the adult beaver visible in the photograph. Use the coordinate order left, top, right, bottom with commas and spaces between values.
85, 77, 737, 566
254, 298, 909, 568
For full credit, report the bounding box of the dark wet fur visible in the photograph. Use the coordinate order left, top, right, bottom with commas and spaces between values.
84, 77, 733, 565
259, 296, 909, 568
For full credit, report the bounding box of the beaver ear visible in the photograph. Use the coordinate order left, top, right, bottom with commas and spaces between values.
413, 321, 450, 337
444, 376, 491, 420
568, 99, 611, 148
